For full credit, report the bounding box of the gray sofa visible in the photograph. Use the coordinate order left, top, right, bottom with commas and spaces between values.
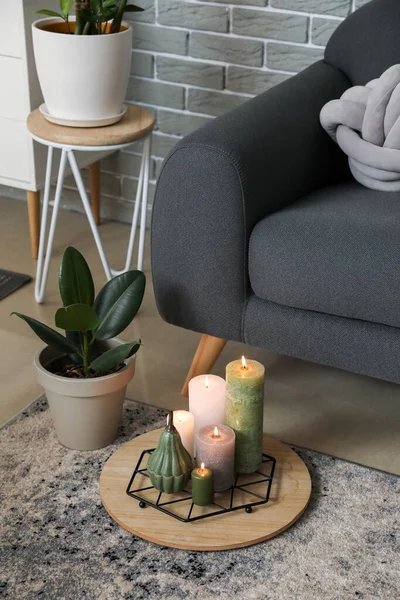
151, 0, 400, 386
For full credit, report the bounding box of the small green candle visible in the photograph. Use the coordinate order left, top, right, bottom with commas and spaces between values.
226, 357, 265, 474
191, 463, 214, 506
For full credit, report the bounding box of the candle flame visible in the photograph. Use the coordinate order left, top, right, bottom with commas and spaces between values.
205, 375, 209, 388
201, 462, 205, 470
241, 355, 247, 369
214, 426, 219, 437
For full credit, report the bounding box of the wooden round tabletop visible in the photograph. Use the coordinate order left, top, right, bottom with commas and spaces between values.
27, 104, 154, 147
100, 429, 312, 551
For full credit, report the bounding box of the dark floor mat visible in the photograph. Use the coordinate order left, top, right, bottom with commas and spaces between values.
0, 268, 32, 300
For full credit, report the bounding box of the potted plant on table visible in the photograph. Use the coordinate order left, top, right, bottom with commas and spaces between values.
32, 1, 144, 126
12, 246, 145, 451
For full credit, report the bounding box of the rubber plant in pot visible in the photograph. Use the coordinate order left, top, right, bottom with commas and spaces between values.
12, 246, 145, 451
32, 0, 144, 126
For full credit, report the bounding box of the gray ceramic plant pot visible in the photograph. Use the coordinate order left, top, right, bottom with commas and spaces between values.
34, 339, 135, 451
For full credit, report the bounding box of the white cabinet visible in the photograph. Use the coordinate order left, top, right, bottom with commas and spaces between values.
0, 118, 31, 181
0, 2, 24, 57
0, 56, 29, 119
0, 0, 51, 192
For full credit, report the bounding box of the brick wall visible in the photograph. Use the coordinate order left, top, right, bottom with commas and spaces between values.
3, 0, 372, 225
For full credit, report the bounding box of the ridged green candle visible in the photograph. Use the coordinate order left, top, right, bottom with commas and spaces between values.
226, 358, 265, 474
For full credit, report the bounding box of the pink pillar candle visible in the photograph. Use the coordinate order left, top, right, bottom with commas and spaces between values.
195, 424, 235, 492
189, 374, 226, 448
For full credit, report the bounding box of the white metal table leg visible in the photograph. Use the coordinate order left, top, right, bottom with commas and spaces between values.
67, 150, 112, 281
137, 135, 151, 271
117, 139, 146, 275
110, 133, 152, 276
35, 147, 67, 303
34, 133, 152, 302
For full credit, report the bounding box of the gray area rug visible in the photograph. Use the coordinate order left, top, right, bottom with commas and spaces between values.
0, 397, 398, 600
0, 268, 31, 300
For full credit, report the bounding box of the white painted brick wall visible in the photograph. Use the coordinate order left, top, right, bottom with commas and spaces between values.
1, 0, 372, 224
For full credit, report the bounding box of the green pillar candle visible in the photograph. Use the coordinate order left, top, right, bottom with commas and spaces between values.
191, 463, 214, 506
226, 357, 265, 474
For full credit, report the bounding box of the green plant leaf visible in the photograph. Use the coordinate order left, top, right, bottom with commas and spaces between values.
91, 340, 141, 372
60, 0, 73, 18
36, 9, 64, 18
74, 10, 85, 34
79, 8, 117, 23
11, 313, 79, 355
78, 0, 117, 23
111, 0, 127, 31
66, 331, 84, 364
65, 331, 102, 364
93, 271, 145, 340
55, 304, 98, 332
59, 246, 95, 307
124, 5, 145, 11
88, 338, 103, 362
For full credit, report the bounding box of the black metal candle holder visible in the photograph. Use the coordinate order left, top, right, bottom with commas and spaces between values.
126, 448, 276, 523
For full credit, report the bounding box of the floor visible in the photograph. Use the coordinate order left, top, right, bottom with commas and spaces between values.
1, 196, 399, 475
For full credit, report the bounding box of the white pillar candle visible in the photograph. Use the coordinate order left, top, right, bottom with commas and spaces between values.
196, 425, 235, 492
189, 374, 226, 449
172, 410, 194, 460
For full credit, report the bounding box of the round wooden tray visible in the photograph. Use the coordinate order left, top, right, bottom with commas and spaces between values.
100, 429, 311, 551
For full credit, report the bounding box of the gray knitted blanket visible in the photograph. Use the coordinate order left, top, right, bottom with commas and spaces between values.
320, 64, 400, 191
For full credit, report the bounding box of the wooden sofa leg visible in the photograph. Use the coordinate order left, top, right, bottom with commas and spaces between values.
181, 334, 227, 397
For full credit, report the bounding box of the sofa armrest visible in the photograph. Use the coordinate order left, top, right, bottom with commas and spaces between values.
151, 60, 351, 342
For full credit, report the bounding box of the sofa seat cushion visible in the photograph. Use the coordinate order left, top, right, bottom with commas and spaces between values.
248, 181, 400, 328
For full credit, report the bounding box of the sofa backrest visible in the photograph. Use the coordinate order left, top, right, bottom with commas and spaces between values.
325, 0, 400, 85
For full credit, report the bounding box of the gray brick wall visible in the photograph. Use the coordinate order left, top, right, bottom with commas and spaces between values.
4, 0, 372, 226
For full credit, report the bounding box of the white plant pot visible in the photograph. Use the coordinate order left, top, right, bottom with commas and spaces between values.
32, 17, 132, 123
34, 339, 136, 450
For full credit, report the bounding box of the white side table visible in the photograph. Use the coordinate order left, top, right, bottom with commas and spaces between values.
27, 104, 154, 303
